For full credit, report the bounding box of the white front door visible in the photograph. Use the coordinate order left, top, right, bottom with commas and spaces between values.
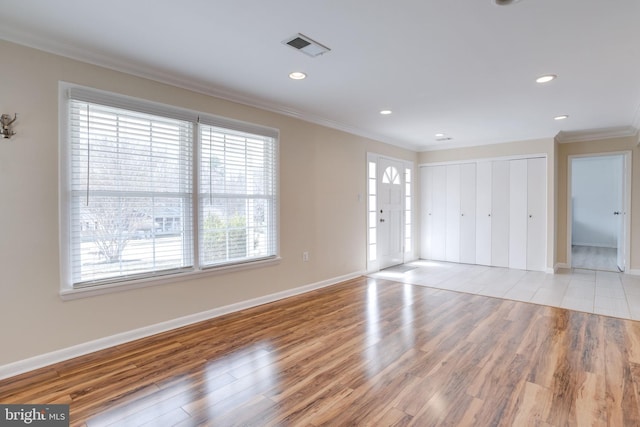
378, 158, 404, 269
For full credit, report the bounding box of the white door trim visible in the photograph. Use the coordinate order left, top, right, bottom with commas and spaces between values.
419, 153, 548, 168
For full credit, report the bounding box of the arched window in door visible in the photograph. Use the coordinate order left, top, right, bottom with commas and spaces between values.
382, 166, 401, 185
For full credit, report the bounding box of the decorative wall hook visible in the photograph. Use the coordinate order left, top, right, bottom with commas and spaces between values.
1, 113, 17, 139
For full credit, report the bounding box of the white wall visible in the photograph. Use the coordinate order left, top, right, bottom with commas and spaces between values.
571, 156, 622, 248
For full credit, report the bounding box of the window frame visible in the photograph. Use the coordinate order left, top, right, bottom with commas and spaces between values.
59, 83, 280, 299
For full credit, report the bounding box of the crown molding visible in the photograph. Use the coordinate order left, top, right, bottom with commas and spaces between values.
555, 126, 638, 144
631, 102, 640, 146
633, 102, 640, 130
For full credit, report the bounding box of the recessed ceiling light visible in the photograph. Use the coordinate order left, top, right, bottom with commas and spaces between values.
380, 110, 392, 115
435, 133, 445, 137
289, 71, 307, 80
536, 74, 557, 83
554, 115, 569, 120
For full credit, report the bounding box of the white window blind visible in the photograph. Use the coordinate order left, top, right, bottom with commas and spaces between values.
69, 100, 194, 286
63, 84, 279, 290
199, 125, 277, 267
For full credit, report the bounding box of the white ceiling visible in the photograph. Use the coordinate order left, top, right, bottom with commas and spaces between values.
2, 0, 640, 151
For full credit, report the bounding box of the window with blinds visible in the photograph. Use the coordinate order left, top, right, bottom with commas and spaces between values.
62, 84, 279, 289
199, 125, 277, 267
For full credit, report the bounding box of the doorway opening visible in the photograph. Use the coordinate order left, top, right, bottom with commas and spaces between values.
568, 153, 630, 272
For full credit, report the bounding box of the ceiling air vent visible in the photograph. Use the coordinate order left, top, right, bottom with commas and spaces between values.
283, 33, 331, 57
436, 137, 453, 142
493, 0, 522, 5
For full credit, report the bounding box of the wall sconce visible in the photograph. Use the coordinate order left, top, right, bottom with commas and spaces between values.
1, 113, 17, 139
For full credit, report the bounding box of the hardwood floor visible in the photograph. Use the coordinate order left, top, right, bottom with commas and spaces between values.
3, 276, 640, 426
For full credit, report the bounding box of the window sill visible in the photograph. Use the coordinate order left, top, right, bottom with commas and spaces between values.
59, 257, 282, 301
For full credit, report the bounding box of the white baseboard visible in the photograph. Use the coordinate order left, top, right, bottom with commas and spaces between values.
553, 263, 570, 272
0, 271, 364, 380
555, 264, 638, 275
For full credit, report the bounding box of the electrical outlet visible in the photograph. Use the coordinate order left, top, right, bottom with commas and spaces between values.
302, 251, 309, 262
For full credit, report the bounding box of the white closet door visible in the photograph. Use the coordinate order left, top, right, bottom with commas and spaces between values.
420, 166, 432, 259
509, 159, 528, 270
459, 163, 476, 264
431, 166, 447, 260
422, 157, 546, 271
475, 161, 492, 266
491, 160, 509, 267
445, 164, 461, 262
527, 157, 547, 271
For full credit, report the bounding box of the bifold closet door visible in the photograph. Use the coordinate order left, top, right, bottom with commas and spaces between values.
507, 157, 547, 271
527, 157, 546, 271
445, 164, 461, 262
421, 158, 546, 271
475, 162, 492, 266
509, 159, 528, 270
459, 163, 476, 264
491, 160, 509, 268
421, 165, 446, 261
420, 166, 432, 259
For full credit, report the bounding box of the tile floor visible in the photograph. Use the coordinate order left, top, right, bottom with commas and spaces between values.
368, 260, 640, 321
571, 245, 618, 272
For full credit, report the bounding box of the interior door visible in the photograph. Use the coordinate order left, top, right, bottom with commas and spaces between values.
378, 158, 404, 269
616, 155, 626, 271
